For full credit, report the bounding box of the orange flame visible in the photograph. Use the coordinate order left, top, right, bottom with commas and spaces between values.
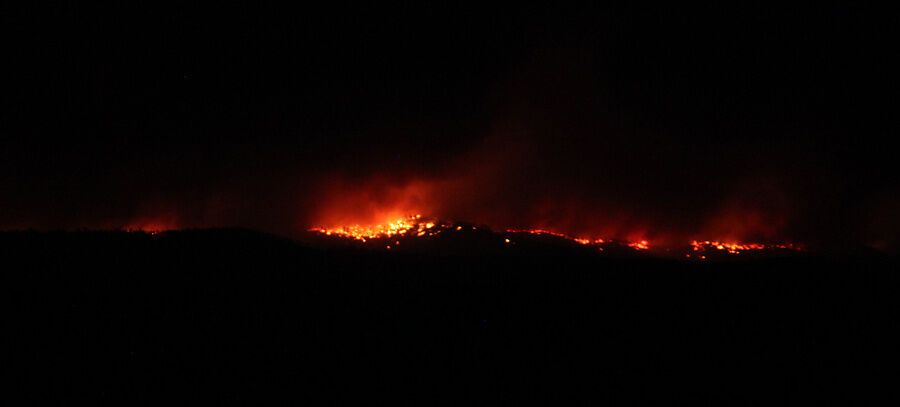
628, 240, 650, 250
689, 240, 799, 255
310, 214, 446, 242
307, 178, 800, 255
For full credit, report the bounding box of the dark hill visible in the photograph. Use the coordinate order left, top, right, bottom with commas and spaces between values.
3, 230, 899, 404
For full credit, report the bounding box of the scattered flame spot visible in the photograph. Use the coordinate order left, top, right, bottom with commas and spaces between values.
310, 214, 800, 256
628, 240, 650, 250
310, 214, 444, 242
689, 240, 799, 255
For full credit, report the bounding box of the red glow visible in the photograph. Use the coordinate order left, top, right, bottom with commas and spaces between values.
628, 240, 650, 250
689, 240, 800, 255
310, 214, 445, 242
123, 217, 178, 234
309, 176, 439, 235
307, 176, 801, 254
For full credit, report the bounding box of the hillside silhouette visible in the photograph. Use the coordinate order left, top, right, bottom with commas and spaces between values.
4, 229, 899, 404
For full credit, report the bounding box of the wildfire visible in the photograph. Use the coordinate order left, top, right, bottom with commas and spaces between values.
689, 240, 799, 255
122, 217, 178, 235
309, 214, 803, 258
628, 240, 650, 250
505, 229, 654, 251
504, 229, 607, 244
309, 214, 443, 242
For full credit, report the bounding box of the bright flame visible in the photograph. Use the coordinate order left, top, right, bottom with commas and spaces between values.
310, 213, 801, 257
690, 240, 799, 255
628, 240, 650, 250
310, 214, 445, 242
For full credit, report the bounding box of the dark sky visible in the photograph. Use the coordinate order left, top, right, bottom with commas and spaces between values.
2, 4, 898, 248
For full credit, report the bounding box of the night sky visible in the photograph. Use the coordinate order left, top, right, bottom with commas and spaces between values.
3, 4, 898, 249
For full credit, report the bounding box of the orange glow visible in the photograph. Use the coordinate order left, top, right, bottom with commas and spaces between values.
306, 177, 801, 255
310, 215, 805, 258
310, 216, 806, 257
505, 229, 611, 245
312, 221, 656, 252
310, 214, 446, 242
628, 240, 650, 250
123, 217, 178, 234
505, 228, 577, 239
690, 240, 799, 255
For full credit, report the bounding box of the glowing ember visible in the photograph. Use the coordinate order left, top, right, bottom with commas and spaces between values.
505, 229, 607, 245
690, 240, 799, 255
312, 219, 659, 253
505, 228, 643, 250
310, 214, 801, 257
310, 214, 445, 242
506, 229, 573, 239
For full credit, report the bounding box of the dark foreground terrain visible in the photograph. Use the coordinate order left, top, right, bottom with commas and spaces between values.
4, 230, 899, 405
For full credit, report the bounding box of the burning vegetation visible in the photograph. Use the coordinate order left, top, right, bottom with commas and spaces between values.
689, 240, 799, 254
309, 214, 442, 242
309, 213, 801, 259
685, 240, 801, 259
